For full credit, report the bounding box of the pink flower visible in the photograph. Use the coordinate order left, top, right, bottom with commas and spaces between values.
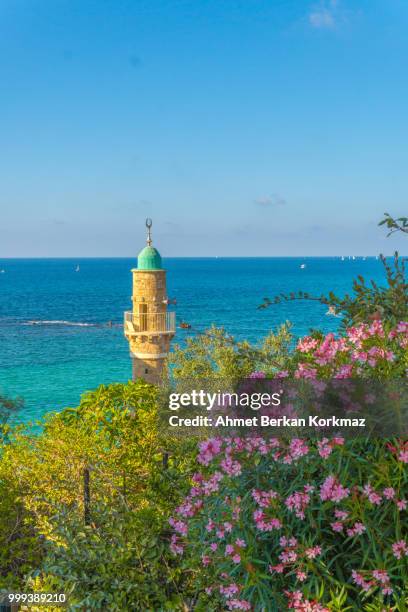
372, 569, 390, 585
399, 450, 408, 463
221, 457, 242, 476
289, 438, 309, 460
220, 583, 240, 598
297, 336, 319, 353
392, 540, 408, 559
295, 363, 317, 379
202, 471, 224, 495
232, 553, 241, 564
346, 522, 366, 537
382, 586, 393, 595
305, 545, 321, 559
363, 484, 382, 505
285, 490, 311, 520
280, 550, 298, 563
320, 475, 350, 503
226, 600, 251, 611
170, 534, 184, 555
169, 517, 188, 536
335, 364, 353, 378
317, 438, 333, 458
331, 521, 344, 532
334, 509, 348, 520
198, 437, 223, 465
251, 488, 278, 507
352, 570, 373, 592
383, 487, 395, 500
286, 591, 329, 611
269, 563, 285, 573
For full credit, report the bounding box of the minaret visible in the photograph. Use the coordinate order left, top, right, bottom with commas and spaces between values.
124, 219, 175, 384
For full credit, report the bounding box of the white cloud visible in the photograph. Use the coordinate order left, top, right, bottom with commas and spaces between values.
309, 0, 338, 29
254, 194, 286, 207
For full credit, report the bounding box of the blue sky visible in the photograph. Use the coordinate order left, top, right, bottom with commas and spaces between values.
0, 0, 407, 256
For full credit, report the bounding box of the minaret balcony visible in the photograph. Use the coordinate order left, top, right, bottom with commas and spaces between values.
124, 311, 176, 336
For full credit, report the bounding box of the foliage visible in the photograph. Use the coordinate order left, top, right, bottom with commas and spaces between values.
169, 323, 293, 382
0, 394, 37, 590
380, 213, 408, 236
0, 393, 23, 445
169, 321, 408, 611
0, 381, 196, 609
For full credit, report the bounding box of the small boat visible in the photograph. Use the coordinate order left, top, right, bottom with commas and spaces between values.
75, 265, 80, 272
326, 306, 340, 317
179, 321, 191, 329
341, 256, 345, 261
300, 263, 306, 269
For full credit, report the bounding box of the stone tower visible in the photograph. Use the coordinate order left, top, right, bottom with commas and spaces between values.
124, 219, 175, 384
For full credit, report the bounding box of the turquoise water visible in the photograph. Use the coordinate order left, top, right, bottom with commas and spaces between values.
0, 257, 387, 422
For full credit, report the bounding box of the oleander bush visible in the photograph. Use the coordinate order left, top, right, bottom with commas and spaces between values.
169, 321, 408, 611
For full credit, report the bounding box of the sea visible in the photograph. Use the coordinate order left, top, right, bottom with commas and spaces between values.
0, 257, 388, 423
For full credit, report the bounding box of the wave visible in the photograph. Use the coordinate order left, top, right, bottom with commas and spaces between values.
23, 320, 96, 327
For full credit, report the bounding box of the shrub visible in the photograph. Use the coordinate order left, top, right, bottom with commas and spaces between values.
0, 381, 196, 609
169, 321, 408, 611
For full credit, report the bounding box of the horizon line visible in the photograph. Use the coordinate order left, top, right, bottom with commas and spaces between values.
1, 254, 405, 260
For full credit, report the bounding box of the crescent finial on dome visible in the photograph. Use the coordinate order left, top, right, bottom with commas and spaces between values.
146, 218, 153, 246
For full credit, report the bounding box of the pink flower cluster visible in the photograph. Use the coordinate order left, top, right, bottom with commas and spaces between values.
388, 440, 408, 464
352, 569, 393, 596
329, 509, 367, 537
319, 475, 350, 503
317, 436, 344, 458
362, 483, 407, 511
285, 486, 313, 520
269, 537, 322, 584
293, 320, 408, 378
285, 590, 329, 611
392, 539, 408, 559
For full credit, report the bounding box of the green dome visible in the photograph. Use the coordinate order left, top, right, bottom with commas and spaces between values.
137, 246, 162, 270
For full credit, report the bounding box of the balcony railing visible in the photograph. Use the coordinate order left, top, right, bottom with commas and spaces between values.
124, 311, 176, 335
